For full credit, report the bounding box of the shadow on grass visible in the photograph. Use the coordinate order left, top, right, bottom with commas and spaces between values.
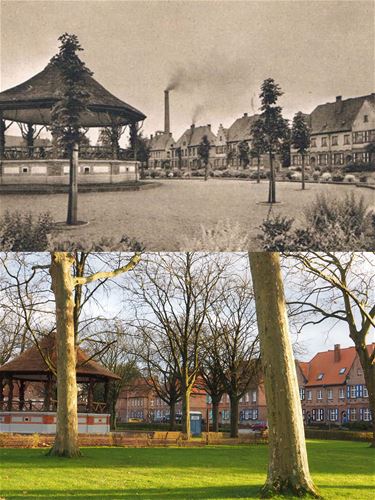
0, 485, 261, 499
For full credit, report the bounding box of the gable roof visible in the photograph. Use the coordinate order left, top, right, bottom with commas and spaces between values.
303, 344, 374, 387
0, 334, 120, 381
176, 124, 217, 148
310, 94, 375, 134
147, 132, 175, 151
0, 60, 146, 126
226, 113, 259, 142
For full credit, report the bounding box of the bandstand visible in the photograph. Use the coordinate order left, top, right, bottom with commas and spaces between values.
0, 334, 120, 434
0, 48, 146, 187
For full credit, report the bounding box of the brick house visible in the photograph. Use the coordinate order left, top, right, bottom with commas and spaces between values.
147, 131, 176, 169
173, 124, 218, 171
291, 94, 375, 169
298, 344, 373, 425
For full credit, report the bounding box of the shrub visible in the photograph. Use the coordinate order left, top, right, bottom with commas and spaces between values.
259, 193, 373, 251
0, 211, 54, 251
331, 171, 344, 182
344, 174, 356, 183
359, 174, 368, 183
321, 172, 332, 182
49, 234, 144, 252
179, 219, 250, 251
312, 171, 321, 181
305, 429, 372, 442
344, 161, 375, 173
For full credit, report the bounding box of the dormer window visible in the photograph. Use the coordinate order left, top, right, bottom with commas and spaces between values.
364, 115, 368, 123
339, 368, 346, 375
317, 373, 324, 380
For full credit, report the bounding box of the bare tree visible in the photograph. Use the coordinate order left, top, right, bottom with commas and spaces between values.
249, 252, 318, 497
127, 253, 229, 438
129, 324, 181, 430
206, 275, 259, 437
286, 252, 375, 446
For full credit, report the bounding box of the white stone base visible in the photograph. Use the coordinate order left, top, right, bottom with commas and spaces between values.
0, 411, 110, 434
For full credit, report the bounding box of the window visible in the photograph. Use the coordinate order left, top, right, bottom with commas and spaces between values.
357, 368, 363, 376
331, 136, 338, 146
318, 154, 328, 165
316, 409, 324, 421
334, 153, 344, 165
299, 388, 305, 400
321, 137, 328, 147
349, 408, 356, 421
311, 137, 317, 148
307, 390, 312, 401
339, 388, 345, 399
251, 391, 257, 403
350, 386, 356, 398
339, 368, 346, 375
363, 386, 368, 398
22, 166, 29, 174
329, 409, 338, 421
344, 134, 350, 145
317, 390, 323, 400
353, 131, 364, 144
327, 389, 333, 400
364, 115, 368, 123
363, 408, 371, 421
317, 373, 324, 381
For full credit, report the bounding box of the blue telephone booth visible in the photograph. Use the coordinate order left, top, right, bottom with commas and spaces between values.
190, 411, 202, 436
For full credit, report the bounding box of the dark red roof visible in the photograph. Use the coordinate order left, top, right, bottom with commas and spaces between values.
0, 334, 120, 381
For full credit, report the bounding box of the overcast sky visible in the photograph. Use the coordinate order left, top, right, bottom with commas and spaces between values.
1, 0, 374, 143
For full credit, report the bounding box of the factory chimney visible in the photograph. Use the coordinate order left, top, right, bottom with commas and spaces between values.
164, 90, 170, 134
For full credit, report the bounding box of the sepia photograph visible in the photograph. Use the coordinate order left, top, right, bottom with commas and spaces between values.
0, 1, 374, 499
0, 0, 374, 251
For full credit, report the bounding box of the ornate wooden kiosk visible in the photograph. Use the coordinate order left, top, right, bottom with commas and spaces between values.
0, 335, 120, 434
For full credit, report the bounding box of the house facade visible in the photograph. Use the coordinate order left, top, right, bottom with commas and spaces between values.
117, 343, 373, 427
173, 124, 218, 171
298, 344, 373, 425
147, 131, 176, 169
291, 94, 375, 169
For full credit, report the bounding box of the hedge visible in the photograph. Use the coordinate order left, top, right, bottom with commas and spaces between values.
305, 429, 372, 442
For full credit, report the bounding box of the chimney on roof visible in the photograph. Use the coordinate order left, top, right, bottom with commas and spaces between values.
336, 96, 342, 102
334, 344, 341, 362
244, 112, 248, 117
191, 124, 195, 129
164, 90, 170, 134
150, 134, 153, 140
207, 124, 211, 130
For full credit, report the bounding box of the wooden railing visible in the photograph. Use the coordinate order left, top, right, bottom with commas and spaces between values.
0, 399, 108, 413
2, 146, 136, 161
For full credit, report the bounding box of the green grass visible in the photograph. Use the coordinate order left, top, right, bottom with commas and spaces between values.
0, 440, 374, 499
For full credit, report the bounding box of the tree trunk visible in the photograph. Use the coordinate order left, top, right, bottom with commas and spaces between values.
257, 157, 261, 184
301, 154, 305, 190
268, 151, 276, 203
229, 395, 239, 438
204, 161, 208, 181
169, 400, 177, 431
67, 143, 79, 225
212, 400, 220, 432
48, 252, 81, 457
26, 124, 34, 159
181, 386, 191, 439
249, 252, 318, 498
0, 116, 6, 159
354, 344, 375, 447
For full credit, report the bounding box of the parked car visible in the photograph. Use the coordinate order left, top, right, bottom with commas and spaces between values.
249, 423, 267, 432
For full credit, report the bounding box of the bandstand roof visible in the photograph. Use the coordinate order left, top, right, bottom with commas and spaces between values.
0, 334, 120, 382
0, 61, 146, 127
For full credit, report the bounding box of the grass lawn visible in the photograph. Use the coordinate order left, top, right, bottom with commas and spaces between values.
0, 440, 374, 499
1, 180, 373, 250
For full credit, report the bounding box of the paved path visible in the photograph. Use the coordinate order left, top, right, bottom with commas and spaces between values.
1, 179, 373, 250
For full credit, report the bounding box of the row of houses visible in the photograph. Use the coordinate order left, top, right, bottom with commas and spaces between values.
117, 343, 373, 426
146, 93, 375, 171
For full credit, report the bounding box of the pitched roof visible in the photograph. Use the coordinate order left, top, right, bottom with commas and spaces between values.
147, 132, 175, 151
0, 60, 146, 126
0, 334, 120, 381
226, 113, 259, 142
176, 124, 217, 148
303, 344, 374, 387
310, 94, 375, 134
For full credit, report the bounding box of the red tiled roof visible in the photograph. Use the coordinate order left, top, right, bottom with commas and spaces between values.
303, 344, 374, 387
298, 361, 310, 380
